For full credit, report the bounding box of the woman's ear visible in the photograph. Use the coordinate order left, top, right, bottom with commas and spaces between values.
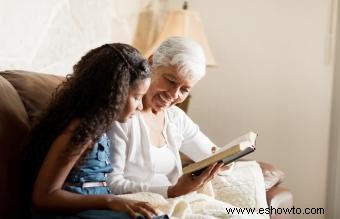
147, 55, 153, 66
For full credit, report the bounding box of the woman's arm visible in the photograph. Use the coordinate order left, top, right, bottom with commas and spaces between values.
166, 107, 225, 197
167, 162, 224, 198
108, 110, 224, 198
171, 106, 216, 161
32, 120, 157, 218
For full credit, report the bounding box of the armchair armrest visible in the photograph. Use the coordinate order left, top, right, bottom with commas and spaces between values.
266, 186, 293, 219
257, 161, 293, 219
257, 161, 285, 190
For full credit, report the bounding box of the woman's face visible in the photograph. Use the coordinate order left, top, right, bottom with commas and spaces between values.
145, 65, 198, 112
118, 78, 151, 122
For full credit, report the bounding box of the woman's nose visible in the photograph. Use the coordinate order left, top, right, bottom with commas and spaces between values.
168, 87, 180, 99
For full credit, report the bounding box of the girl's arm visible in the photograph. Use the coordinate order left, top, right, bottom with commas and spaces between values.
32, 120, 157, 218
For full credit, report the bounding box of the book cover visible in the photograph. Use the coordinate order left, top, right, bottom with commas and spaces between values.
182, 132, 257, 175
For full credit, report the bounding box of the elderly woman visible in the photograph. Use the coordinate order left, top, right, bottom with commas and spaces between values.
108, 37, 225, 198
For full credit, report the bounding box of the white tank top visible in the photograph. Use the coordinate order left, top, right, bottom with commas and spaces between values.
149, 144, 176, 186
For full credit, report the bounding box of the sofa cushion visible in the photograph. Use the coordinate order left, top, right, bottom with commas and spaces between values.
0, 75, 30, 217
0, 70, 64, 125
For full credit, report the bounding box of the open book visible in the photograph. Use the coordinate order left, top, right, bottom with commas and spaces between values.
182, 132, 257, 175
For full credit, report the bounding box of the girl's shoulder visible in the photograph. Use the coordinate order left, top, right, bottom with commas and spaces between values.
65, 119, 81, 132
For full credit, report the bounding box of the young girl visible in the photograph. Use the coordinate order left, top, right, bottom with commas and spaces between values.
25, 43, 166, 219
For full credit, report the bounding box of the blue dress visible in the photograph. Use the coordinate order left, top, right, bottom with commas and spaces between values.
63, 134, 113, 195
33, 134, 168, 219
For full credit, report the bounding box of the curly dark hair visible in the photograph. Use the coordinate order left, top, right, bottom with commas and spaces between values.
25, 43, 150, 192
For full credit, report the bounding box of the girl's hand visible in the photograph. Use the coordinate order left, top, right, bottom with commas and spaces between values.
167, 162, 224, 198
107, 196, 158, 219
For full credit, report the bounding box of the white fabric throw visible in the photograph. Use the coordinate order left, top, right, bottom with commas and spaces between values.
117, 161, 269, 219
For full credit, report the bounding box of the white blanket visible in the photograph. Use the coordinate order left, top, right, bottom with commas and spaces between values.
117, 161, 269, 219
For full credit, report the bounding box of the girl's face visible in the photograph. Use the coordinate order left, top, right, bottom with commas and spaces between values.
118, 78, 151, 123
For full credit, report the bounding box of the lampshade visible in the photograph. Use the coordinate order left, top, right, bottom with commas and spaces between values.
144, 9, 217, 66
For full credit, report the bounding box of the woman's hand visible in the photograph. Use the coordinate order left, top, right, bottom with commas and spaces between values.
167, 162, 224, 198
107, 196, 158, 219
221, 162, 235, 172
211, 146, 234, 172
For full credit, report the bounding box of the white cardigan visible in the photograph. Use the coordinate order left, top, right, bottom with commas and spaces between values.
107, 106, 215, 197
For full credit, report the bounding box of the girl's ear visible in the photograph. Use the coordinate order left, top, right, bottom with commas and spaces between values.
147, 55, 153, 66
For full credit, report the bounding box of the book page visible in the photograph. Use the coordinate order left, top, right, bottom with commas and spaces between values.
194, 132, 257, 162
183, 132, 257, 174
218, 132, 256, 153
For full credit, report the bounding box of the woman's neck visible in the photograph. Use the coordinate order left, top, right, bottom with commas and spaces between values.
142, 106, 162, 115
141, 108, 166, 147
142, 98, 162, 115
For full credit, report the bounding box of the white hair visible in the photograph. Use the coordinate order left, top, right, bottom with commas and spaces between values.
151, 36, 206, 80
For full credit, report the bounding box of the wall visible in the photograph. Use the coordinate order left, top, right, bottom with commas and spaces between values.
327, 0, 340, 218
0, 0, 150, 75
183, 1, 334, 219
